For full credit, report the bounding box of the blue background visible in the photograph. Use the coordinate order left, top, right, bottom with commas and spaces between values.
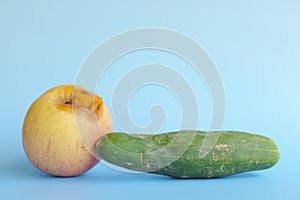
1, 0, 299, 199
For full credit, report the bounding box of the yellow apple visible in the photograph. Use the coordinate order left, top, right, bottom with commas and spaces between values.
22, 85, 113, 177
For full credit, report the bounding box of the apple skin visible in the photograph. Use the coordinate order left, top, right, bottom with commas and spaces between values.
22, 85, 113, 177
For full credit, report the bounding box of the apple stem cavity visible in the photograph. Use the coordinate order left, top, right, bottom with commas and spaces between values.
64, 101, 72, 105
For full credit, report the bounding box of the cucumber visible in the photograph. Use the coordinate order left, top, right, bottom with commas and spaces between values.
96, 131, 280, 178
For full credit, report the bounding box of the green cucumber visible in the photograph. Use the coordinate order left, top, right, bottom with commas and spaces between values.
96, 130, 280, 178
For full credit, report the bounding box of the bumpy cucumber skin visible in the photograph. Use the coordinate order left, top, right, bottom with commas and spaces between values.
97, 131, 280, 178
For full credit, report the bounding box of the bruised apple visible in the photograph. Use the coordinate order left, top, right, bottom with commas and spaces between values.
22, 85, 113, 177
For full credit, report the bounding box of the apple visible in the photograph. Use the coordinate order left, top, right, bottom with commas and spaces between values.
22, 85, 113, 177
